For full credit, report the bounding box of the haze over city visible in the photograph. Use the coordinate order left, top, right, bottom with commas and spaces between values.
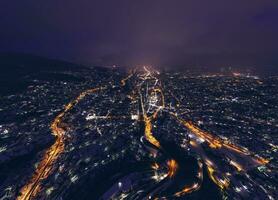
0, 0, 278, 68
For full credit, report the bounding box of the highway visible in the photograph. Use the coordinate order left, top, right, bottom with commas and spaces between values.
17, 88, 104, 200
17, 70, 140, 200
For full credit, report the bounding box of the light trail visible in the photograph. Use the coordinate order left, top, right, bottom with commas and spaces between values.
180, 120, 222, 149
175, 183, 201, 197
177, 118, 269, 166
17, 87, 103, 200
205, 160, 230, 190
120, 70, 135, 86
120, 71, 134, 86
143, 115, 161, 148
151, 163, 160, 170
167, 159, 178, 178
174, 159, 203, 197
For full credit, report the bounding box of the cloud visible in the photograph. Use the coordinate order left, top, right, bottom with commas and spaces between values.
0, 0, 277, 67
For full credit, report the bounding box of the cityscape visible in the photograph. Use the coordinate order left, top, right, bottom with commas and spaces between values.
0, 62, 277, 199
0, 1, 277, 199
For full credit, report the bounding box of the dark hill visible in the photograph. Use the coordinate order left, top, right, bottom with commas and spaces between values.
0, 53, 89, 95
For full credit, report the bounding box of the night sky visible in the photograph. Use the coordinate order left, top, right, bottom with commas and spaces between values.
0, 0, 278, 68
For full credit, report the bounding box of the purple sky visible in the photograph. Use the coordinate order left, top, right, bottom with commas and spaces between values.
0, 0, 278, 68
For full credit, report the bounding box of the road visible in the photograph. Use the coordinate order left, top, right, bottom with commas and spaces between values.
17, 88, 104, 200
